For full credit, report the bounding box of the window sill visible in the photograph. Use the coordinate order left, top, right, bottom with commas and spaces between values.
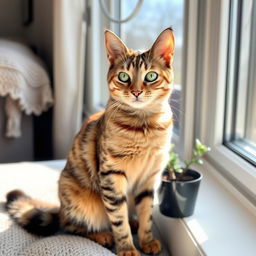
153, 160, 256, 256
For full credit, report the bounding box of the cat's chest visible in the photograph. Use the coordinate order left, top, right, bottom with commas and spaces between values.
108, 129, 170, 156
124, 142, 169, 188
101, 115, 172, 184
103, 128, 171, 184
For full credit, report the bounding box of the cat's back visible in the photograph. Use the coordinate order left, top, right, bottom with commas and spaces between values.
60, 111, 105, 189
80, 110, 105, 134
71, 109, 105, 163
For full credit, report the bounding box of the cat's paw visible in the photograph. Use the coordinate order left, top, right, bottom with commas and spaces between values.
140, 239, 161, 255
87, 231, 114, 248
118, 249, 141, 256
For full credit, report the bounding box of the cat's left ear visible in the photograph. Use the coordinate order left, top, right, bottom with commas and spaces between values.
104, 30, 128, 64
150, 28, 175, 67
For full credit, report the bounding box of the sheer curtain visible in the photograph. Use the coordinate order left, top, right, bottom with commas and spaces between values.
53, 0, 86, 158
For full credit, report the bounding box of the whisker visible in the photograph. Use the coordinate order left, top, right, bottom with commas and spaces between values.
169, 98, 181, 103
169, 104, 183, 114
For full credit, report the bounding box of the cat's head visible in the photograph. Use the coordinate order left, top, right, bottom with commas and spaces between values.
104, 28, 175, 111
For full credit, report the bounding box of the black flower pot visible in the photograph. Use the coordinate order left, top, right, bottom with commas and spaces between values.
159, 169, 202, 218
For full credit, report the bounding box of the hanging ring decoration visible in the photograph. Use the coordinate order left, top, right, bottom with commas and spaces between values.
99, 0, 144, 24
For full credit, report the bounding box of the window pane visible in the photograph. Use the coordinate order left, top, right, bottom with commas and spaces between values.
121, 0, 184, 134
224, 0, 256, 165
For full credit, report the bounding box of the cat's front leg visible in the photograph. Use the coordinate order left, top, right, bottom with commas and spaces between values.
134, 176, 161, 255
99, 168, 140, 256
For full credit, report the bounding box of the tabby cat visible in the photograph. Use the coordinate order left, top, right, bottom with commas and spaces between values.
6, 28, 175, 256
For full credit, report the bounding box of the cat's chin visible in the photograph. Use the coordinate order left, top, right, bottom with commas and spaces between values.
126, 100, 149, 109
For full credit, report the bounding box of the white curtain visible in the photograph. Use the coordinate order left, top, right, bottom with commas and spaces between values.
53, 0, 86, 158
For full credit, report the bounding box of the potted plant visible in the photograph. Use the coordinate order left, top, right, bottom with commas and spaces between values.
159, 139, 211, 218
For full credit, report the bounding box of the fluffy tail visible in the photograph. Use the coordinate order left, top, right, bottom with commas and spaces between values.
6, 189, 60, 236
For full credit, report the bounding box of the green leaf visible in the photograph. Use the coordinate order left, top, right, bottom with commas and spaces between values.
167, 144, 183, 172
193, 150, 198, 156
196, 159, 203, 165
195, 139, 202, 150
174, 164, 182, 170
201, 145, 207, 152
184, 160, 189, 166
175, 168, 183, 173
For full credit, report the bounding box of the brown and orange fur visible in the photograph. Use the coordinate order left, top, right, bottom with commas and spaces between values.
6, 28, 175, 256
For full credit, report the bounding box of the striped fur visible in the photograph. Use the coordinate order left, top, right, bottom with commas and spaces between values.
6, 28, 175, 256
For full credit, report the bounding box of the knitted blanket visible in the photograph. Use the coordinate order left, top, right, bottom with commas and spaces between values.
0, 161, 115, 256
0, 39, 53, 138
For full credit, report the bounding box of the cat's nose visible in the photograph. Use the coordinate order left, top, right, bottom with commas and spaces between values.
131, 90, 143, 97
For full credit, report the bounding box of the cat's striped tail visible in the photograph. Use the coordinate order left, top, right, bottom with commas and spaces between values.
5, 189, 60, 236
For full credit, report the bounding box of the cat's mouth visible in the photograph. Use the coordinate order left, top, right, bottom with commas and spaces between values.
132, 98, 143, 103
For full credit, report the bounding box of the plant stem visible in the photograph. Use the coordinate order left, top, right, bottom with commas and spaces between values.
183, 154, 202, 174
183, 161, 192, 175
169, 171, 176, 180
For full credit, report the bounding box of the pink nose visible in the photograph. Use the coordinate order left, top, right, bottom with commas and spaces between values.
131, 90, 143, 97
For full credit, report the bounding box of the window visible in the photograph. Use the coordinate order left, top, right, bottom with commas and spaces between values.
194, 0, 256, 199
224, 0, 256, 166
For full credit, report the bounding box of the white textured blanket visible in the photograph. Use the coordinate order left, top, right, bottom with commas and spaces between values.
0, 39, 53, 138
0, 161, 116, 256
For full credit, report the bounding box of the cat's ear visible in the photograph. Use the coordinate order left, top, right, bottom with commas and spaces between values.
104, 30, 128, 64
150, 28, 175, 67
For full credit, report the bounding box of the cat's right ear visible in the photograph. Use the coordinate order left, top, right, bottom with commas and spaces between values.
150, 28, 175, 67
104, 30, 128, 64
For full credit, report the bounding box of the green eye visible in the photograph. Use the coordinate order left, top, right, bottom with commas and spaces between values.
145, 71, 158, 82
118, 72, 130, 83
